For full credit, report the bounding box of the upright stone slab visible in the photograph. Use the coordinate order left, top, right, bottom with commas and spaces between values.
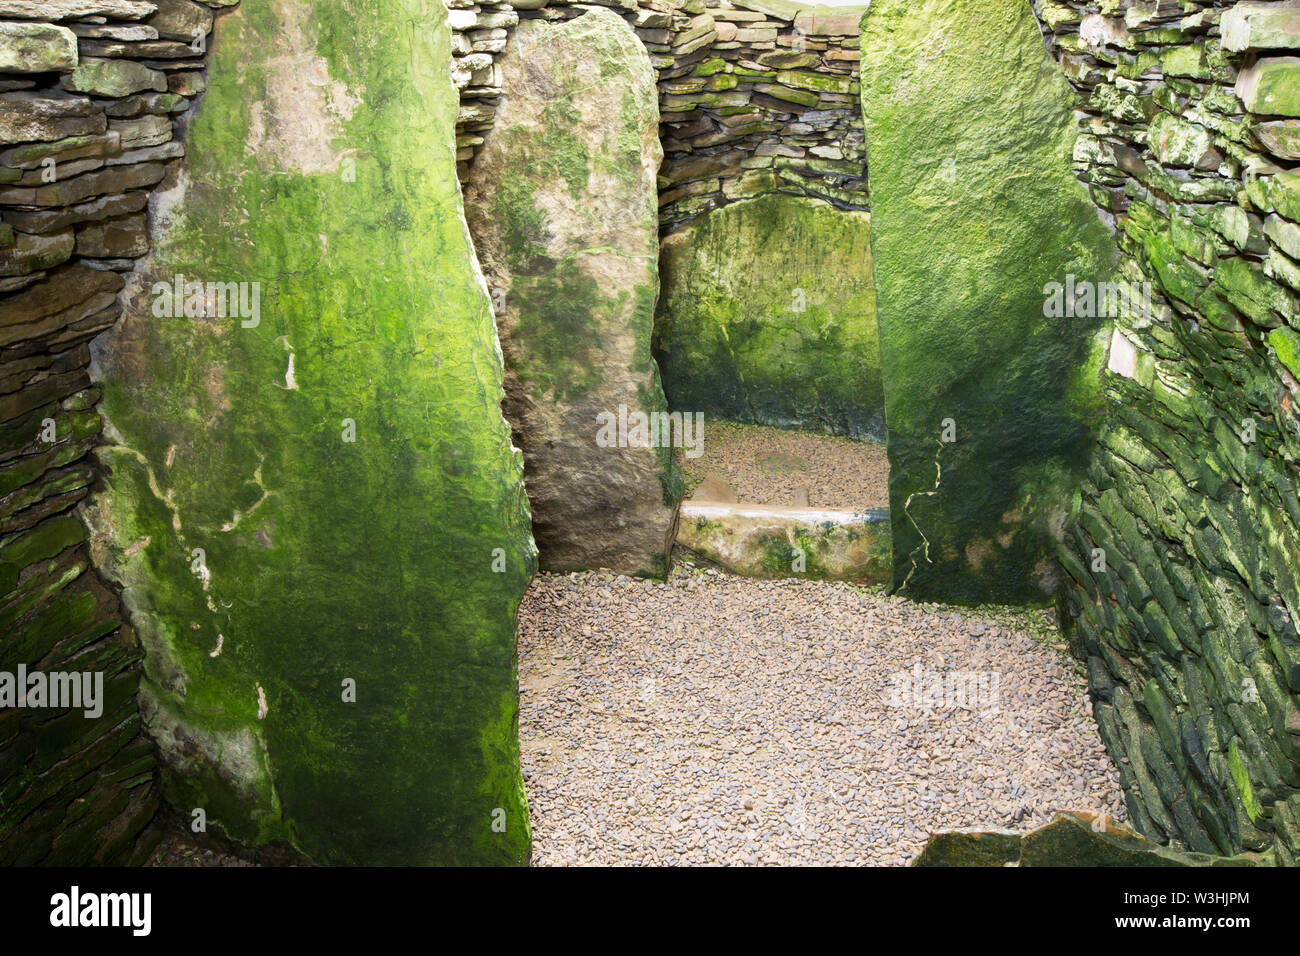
464, 8, 679, 579
86, 0, 535, 865
860, 0, 1119, 604
655, 193, 884, 441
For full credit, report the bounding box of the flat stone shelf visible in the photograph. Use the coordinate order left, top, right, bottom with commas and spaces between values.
674, 500, 891, 582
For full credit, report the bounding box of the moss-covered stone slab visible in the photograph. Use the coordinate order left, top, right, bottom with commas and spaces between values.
463, 8, 679, 579
86, 0, 535, 865
914, 812, 1269, 866
1270, 326, 1300, 377
654, 193, 884, 441
675, 502, 890, 583
1253, 119, 1300, 161
860, 0, 1120, 604
911, 829, 1023, 866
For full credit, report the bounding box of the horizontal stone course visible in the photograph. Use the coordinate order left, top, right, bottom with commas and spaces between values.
0, 0, 227, 869
0, 93, 105, 145
1238, 56, 1300, 116
0, 1, 158, 19
0, 21, 79, 73
448, 0, 869, 229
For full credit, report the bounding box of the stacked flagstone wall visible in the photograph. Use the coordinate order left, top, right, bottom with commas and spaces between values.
1038, 0, 1300, 862
451, 0, 868, 231
0, 0, 228, 865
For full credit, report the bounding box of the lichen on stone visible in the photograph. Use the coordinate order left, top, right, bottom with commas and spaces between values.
88, 0, 536, 865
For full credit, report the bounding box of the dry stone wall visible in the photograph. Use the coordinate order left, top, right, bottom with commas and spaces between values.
0, 0, 228, 865
1038, 0, 1300, 862
450, 0, 868, 231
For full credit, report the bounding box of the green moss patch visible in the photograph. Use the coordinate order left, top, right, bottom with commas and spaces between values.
654, 193, 884, 441
860, 0, 1121, 604
89, 0, 535, 865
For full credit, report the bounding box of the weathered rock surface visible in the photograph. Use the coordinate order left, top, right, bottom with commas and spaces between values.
0, 92, 104, 144
860, 0, 1119, 604
0, 1, 157, 19
63, 57, 168, 97
145, 0, 213, 42
86, 0, 534, 865
449, 0, 870, 231
654, 192, 883, 441
464, 7, 678, 578
914, 811, 1267, 866
0, 21, 78, 73
1036, 0, 1300, 863
1223, 1, 1300, 53
676, 501, 891, 583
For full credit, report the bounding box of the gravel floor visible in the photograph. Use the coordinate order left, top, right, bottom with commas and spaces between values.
684, 420, 890, 509
518, 565, 1126, 866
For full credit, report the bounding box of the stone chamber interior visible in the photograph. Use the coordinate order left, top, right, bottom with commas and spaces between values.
1, 0, 1299, 868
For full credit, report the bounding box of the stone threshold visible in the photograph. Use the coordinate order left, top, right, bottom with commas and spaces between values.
680, 501, 887, 525
675, 500, 891, 582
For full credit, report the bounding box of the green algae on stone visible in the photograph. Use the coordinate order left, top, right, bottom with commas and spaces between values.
464, 8, 679, 579
62, 58, 167, 97
1039, 0, 1300, 864
915, 811, 1268, 866
86, 0, 535, 865
860, 0, 1121, 605
0, 21, 78, 74
654, 193, 884, 441
674, 503, 890, 583
1269, 326, 1300, 377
